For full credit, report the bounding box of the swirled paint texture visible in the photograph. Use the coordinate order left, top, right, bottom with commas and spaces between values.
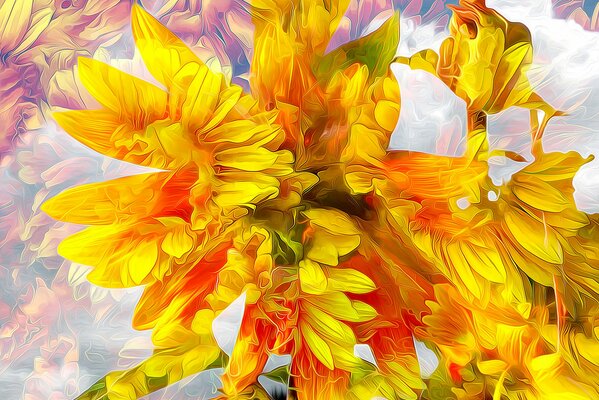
2, 1, 599, 399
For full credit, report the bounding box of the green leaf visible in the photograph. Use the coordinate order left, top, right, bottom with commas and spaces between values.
75, 350, 227, 400
261, 365, 291, 385
313, 11, 400, 82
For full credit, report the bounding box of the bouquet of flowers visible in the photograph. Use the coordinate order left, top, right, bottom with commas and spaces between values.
40, 0, 599, 398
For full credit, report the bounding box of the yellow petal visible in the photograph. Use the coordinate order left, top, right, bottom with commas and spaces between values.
574, 333, 599, 366
203, 116, 279, 145
59, 226, 156, 287
544, 208, 589, 231
58, 220, 194, 288
504, 209, 563, 264
445, 242, 483, 298
528, 353, 562, 382
53, 111, 193, 169
343, 123, 389, 163
78, 57, 168, 122
299, 320, 334, 370
489, 42, 533, 112
305, 293, 377, 322
304, 208, 360, 236
375, 100, 400, 132
41, 171, 193, 225
306, 230, 361, 266
214, 173, 280, 208
215, 147, 293, 174
396, 49, 440, 76
512, 177, 572, 213
299, 259, 328, 295
131, 4, 207, 89
180, 63, 225, 132
326, 268, 377, 294
349, 301, 378, 322
458, 240, 507, 283
503, 237, 554, 286
53, 110, 121, 154
303, 305, 355, 345
200, 85, 244, 133
191, 309, 216, 336
477, 360, 508, 375
160, 218, 194, 258
327, 341, 363, 371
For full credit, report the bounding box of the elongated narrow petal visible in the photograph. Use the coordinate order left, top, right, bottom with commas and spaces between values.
131, 4, 206, 88
77, 57, 168, 121
53, 110, 195, 169
41, 170, 196, 225
58, 218, 198, 288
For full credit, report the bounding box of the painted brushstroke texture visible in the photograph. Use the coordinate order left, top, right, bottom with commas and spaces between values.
552, 0, 599, 31
1, 1, 599, 399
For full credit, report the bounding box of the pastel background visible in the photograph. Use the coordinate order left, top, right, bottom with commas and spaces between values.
1, 0, 599, 398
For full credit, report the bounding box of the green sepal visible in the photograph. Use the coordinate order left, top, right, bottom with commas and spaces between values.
313, 11, 400, 82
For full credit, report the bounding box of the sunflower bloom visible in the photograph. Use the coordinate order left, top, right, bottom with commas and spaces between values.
42, 5, 306, 397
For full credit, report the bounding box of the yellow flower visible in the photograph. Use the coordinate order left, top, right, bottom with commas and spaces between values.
399, 0, 563, 155
350, 145, 599, 313
41, 5, 308, 398
420, 284, 598, 400
43, 5, 303, 226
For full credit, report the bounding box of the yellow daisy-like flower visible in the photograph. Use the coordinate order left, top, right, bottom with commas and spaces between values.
41, 5, 311, 398
419, 284, 598, 400
43, 5, 308, 242
399, 0, 564, 156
